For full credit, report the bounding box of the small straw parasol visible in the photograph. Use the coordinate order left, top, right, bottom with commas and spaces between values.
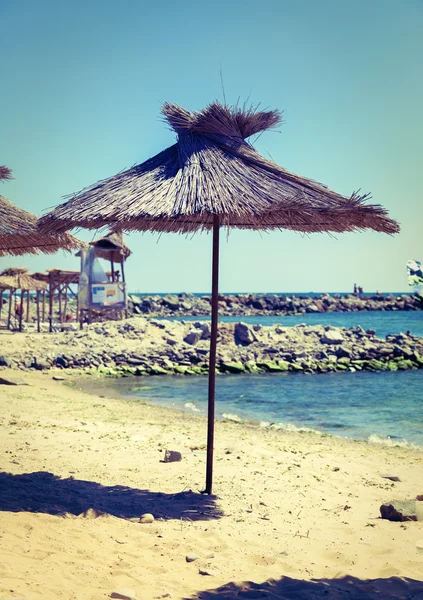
0, 267, 48, 331
0, 267, 48, 292
38, 101, 399, 493
0, 167, 79, 256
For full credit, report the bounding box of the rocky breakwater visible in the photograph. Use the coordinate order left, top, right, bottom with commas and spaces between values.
1, 317, 423, 377
128, 292, 423, 317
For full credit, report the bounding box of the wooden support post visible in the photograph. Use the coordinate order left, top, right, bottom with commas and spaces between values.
7, 290, 13, 330
58, 271, 62, 323
36, 291, 41, 333
42, 289, 46, 322
49, 273, 53, 333
63, 283, 68, 323
26, 288, 30, 322
19, 289, 24, 332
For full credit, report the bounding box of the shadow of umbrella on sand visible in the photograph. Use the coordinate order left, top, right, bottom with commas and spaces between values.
37, 102, 399, 494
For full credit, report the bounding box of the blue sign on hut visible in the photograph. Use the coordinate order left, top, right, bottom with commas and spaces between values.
38, 102, 399, 493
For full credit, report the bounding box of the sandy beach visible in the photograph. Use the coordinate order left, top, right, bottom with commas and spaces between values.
0, 368, 422, 599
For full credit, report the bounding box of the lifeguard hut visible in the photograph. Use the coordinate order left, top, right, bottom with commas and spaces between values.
78, 231, 131, 326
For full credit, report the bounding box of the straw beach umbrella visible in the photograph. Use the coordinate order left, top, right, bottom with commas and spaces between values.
38, 101, 399, 493
0, 167, 79, 256
0, 267, 47, 331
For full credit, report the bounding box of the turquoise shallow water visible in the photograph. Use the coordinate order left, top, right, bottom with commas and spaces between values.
82, 311, 423, 448
85, 369, 423, 448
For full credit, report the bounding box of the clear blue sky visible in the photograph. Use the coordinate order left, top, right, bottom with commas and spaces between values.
1, 0, 421, 292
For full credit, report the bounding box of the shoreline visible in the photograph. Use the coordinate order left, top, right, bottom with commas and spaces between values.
0, 368, 422, 599
74, 369, 423, 451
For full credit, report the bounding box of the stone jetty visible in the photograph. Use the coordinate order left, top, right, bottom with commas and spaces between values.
128, 292, 423, 318
1, 317, 423, 377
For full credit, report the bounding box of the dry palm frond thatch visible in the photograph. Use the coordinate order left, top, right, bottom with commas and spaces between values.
0, 267, 47, 291
38, 102, 399, 235
0, 194, 80, 256
0, 166, 13, 181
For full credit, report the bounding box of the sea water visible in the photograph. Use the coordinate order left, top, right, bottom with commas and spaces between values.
85, 368, 423, 449
81, 310, 423, 448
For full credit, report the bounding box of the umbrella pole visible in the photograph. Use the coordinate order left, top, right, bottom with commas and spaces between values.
205, 214, 220, 495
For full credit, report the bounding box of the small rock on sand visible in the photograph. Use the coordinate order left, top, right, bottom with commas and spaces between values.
199, 567, 219, 576
163, 450, 182, 462
380, 499, 417, 521
186, 553, 200, 562
0, 376, 27, 386
111, 589, 137, 600
140, 513, 155, 524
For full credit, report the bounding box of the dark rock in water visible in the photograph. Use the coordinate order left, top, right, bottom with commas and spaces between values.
221, 362, 245, 374
251, 297, 267, 310
162, 295, 181, 310
149, 365, 169, 375
126, 357, 145, 366
380, 499, 417, 521
180, 301, 193, 311
129, 294, 142, 306
306, 302, 321, 313
335, 346, 351, 358
234, 322, 257, 346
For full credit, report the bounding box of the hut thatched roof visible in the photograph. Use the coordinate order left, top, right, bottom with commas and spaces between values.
38, 102, 399, 235
90, 230, 131, 262
0, 267, 47, 291
75, 231, 131, 263
0, 194, 80, 256
32, 269, 80, 286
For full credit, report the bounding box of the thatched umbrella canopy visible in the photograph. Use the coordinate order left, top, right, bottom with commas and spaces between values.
38, 101, 399, 493
0, 267, 47, 291
0, 194, 79, 257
